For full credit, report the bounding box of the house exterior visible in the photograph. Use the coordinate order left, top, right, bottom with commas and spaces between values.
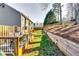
21, 14, 34, 34
34, 22, 43, 29
0, 3, 21, 37
0, 3, 33, 37
0, 3, 34, 56
0, 3, 21, 26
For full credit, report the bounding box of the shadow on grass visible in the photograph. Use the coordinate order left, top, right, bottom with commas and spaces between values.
29, 42, 40, 44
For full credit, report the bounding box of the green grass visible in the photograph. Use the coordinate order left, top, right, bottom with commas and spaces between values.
31, 30, 64, 56
0, 50, 5, 56
38, 32, 64, 56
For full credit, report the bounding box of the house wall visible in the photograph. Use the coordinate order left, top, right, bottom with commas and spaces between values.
21, 15, 25, 30
21, 15, 26, 34
26, 18, 30, 32
21, 14, 33, 34
34, 23, 43, 28
29, 21, 32, 31
0, 4, 21, 26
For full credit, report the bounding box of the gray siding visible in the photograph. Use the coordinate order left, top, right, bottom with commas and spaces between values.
0, 4, 21, 26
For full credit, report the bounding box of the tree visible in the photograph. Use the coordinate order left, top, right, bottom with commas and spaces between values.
66, 3, 79, 24
74, 3, 79, 24
44, 9, 57, 26
52, 3, 62, 24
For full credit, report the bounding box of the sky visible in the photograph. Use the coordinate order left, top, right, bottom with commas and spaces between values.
7, 3, 52, 23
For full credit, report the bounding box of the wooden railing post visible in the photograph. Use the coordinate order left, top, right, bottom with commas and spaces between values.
16, 37, 19, 56
17, 36, 23, 56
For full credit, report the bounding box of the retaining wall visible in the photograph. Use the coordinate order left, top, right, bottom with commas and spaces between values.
46, 32, 79, 56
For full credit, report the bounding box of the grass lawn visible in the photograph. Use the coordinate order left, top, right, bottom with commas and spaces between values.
39, 32, 64, 56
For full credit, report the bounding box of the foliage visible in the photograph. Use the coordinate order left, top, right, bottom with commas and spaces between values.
52, 3, 61, 13
39, 33, 64, 56
44, 9, 57, 26
0, 50, 5, 56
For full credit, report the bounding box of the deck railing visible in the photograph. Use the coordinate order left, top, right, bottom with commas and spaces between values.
0, 37, 18, 56
0, 25, 32, 56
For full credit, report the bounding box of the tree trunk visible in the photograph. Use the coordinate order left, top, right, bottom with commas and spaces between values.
74, 4, 78, 25
60, 3, 62, 24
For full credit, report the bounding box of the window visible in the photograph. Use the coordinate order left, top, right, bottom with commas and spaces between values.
2, 5, 5, 8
